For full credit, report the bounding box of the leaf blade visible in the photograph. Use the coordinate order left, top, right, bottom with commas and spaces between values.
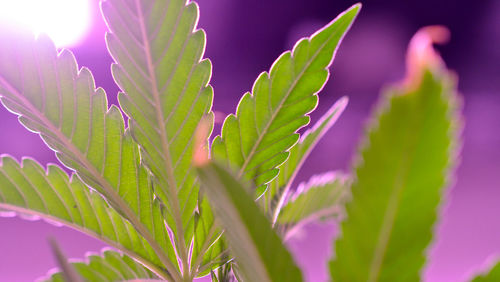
0, 156, 168, 279
102, 0, 214, 269
196, 161, 303, 282
330, 27, 461, 281
0, 30, 179, 278
212, 5, 360, 191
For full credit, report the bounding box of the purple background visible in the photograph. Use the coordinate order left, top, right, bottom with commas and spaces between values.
1, 0, 499, 281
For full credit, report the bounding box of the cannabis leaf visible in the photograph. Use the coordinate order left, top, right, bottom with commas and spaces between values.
330, 27, 460, 281
196, 160, 303, 282
211, 5, 360, 193
0, 156, 168, 277
0, 0, 471, 281
44, 250, 158, 282
0, 30, 178, 279
102, 0, 214, 272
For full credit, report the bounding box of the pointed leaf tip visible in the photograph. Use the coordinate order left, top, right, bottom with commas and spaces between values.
406, 25, 450, 87
325, 3, 361, 26
351, 3, 362, 12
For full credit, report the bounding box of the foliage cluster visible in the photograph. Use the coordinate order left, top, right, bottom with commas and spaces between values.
0, 0, 496, 281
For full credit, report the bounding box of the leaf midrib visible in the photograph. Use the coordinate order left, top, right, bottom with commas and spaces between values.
133, 0, 189, 276
366, 108, 422, 282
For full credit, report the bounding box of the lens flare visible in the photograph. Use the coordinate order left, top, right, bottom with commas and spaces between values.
0, 0, 91, 47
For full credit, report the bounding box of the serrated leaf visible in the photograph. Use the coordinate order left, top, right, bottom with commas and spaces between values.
277, 172, 348, 237
102, 0, 214, 267
43, 249, 158, 282
0, 30, 178, 279
330, 27, 461, 281
0, 156, 168, 278
470, 261, 500, 282
211, 5, 359, 192
265, 97, 347, 218
196, 161, 303, 282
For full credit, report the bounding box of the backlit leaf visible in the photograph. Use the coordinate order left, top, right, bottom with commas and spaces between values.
330, 27, 461, 282
211, 5, 360, 193
0, 30, 178, 280
0, 156, 169, 279
196, 161, 303, 282
102, 0, 214, 268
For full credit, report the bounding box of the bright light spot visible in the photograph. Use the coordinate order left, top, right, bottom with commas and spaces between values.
0, 0, 91, 47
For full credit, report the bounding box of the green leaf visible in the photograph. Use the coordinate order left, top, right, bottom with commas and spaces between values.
211, 5, 359, 192
43, 249, 158, 282
0, 30, 178, 279
0, 156, 168, 278
470, 261, 500, 282
265, 97, 347, 218
196, 161, 303, 282
102, 0, 214, 268
329, 30, 461, 281
277, 172, 348, 239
